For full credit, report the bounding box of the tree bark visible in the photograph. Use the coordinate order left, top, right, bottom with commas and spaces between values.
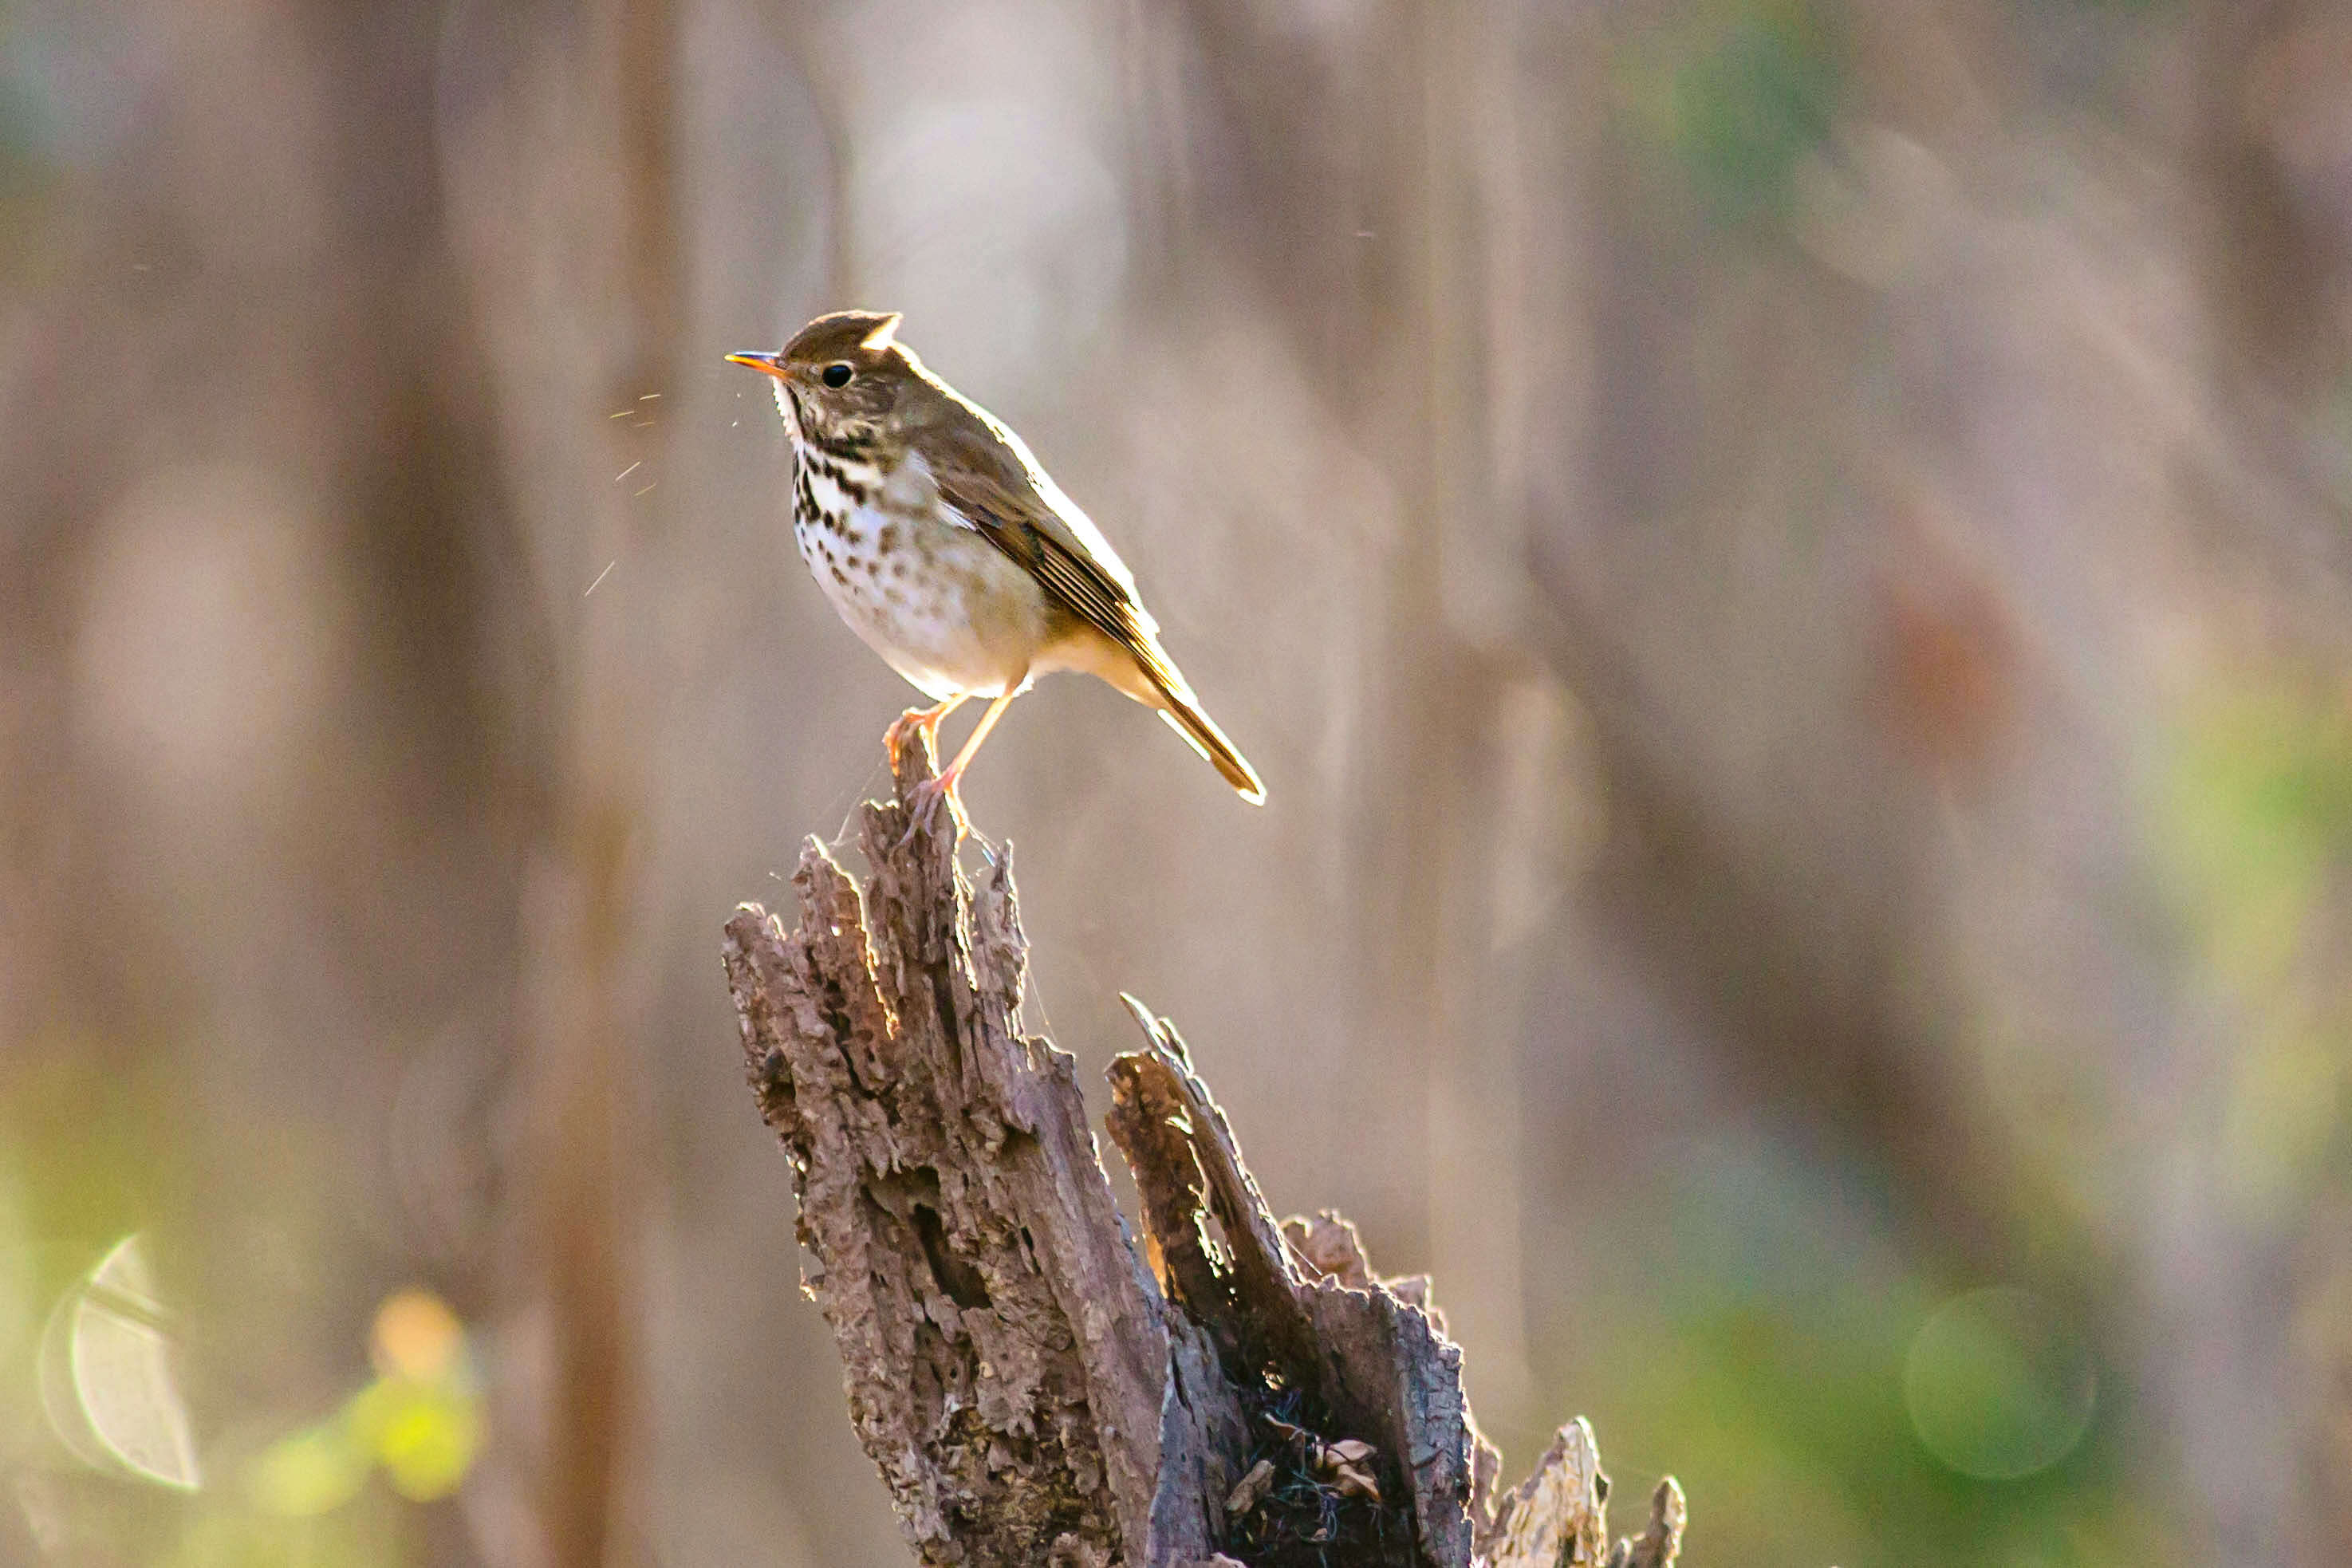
719, 738, 1688, 1568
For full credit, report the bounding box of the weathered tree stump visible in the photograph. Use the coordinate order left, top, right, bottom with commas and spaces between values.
720, 739, 1686, 1567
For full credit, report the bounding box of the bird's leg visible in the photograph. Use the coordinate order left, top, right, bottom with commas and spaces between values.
884, 695, 968, 775
904, 689, 1018, 843
941, 689, 1018, 783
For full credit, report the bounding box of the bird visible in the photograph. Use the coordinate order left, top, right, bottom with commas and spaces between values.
727, 310, 1263, 834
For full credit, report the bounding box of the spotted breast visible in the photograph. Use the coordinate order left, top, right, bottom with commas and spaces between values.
787, 431, 1056, 704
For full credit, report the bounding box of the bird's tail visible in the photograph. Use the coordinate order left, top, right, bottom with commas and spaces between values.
1151, 680, 1266, 804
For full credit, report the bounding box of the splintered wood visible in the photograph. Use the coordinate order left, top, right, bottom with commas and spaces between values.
721, 739, 1686, 1567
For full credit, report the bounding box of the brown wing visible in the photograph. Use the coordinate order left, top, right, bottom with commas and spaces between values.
921, 394, 1185, 695
912, 374, 1267, 802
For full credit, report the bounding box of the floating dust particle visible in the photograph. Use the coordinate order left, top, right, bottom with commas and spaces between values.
632, 483, 656, 498
614, 461, 641, 483
584, 560, 617, 596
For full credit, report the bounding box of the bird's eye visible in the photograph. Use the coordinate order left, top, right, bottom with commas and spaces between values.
821, 362, 853, 388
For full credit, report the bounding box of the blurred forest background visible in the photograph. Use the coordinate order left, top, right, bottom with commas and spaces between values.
6, 0, 2352, 1564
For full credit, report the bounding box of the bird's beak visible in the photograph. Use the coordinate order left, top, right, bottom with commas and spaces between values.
726, 350, 786, 378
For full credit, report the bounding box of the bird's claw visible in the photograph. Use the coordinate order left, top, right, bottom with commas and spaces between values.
884, 707, 937, 777
899, 773, 971, 849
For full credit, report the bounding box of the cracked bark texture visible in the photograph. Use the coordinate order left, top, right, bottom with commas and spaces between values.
721, 740, 1688, 1567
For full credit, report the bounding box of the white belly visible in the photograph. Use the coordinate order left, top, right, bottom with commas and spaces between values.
794, 499, 1050, 703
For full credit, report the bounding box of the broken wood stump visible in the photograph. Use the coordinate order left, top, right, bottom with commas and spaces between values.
719, 739, 1686, 1567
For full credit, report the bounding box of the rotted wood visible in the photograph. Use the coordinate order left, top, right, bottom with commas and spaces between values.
720, 737, 1687, 1567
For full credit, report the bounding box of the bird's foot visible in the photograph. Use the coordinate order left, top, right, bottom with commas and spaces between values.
900, 770, 971, 847
884, 703, 950, 777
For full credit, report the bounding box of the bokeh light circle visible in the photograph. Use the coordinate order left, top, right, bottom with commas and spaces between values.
1904, 1286, 2096, 1480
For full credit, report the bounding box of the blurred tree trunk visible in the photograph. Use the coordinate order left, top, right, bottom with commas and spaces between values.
2181, 7, 2352, 1558
438, 0, 684, 1560
1139, 0, 1573, 1447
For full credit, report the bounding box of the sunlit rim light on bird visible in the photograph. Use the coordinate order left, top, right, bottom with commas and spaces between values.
726, 310, 1263, 836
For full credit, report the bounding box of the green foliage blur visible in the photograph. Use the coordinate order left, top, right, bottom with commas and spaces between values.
1624, 0, 1845, 224
2161, 685, 2352, 1224
0, 1063, 480, 1568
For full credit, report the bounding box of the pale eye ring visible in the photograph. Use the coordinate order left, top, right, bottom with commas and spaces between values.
821, 362, 853, 388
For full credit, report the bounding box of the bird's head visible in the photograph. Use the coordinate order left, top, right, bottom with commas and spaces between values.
727, 309, 918, 449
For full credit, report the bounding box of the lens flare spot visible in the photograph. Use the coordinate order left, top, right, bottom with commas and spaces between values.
1905, 1286, 2095, 1480
37, 1235, 199, 1491
350, 1375, 482, 1502
371, 1287, 463, 1382
248, 1422, 369, 1518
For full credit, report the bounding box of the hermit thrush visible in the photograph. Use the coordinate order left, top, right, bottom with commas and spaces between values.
728, 310, 1263, 831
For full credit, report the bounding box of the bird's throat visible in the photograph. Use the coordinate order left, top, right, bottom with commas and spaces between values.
790, 437, 888, 535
